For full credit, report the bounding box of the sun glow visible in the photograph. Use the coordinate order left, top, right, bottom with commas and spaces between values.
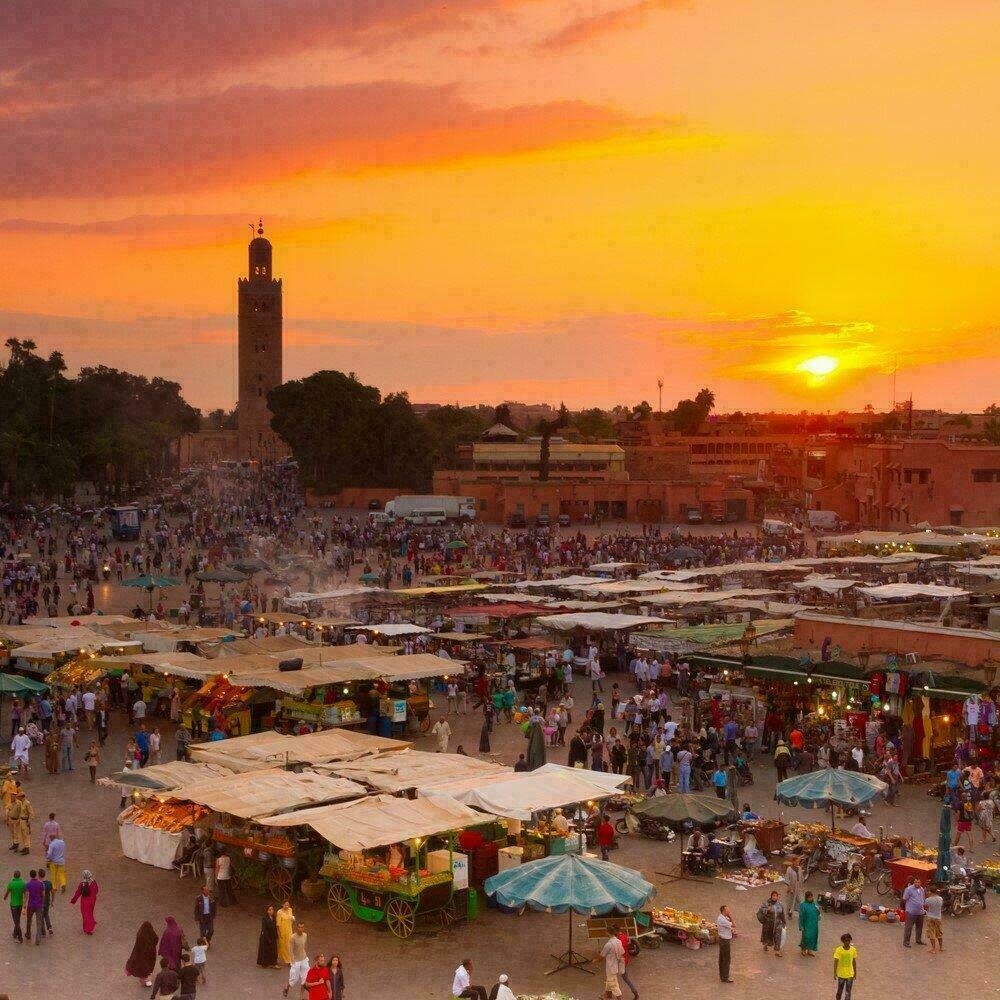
797, 355, 839, 378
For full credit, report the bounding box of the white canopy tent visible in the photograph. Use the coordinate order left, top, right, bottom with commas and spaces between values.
535, 612, 671, 632
857, 584, 969, 601
345, 623, 432, 637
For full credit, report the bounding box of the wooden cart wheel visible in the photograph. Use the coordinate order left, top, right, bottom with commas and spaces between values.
267, 863, 294, 902
439, 898, 457, 929
327, 882, 353, 923
385, 897, 416, 939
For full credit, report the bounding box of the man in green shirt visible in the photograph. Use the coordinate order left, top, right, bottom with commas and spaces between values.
4, 869, 25, 942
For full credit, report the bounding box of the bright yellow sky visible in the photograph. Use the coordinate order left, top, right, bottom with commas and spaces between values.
0, 0, 997, 411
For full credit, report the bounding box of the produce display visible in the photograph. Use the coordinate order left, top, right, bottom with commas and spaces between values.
651, 906, 717, 941
213, 824, 296, 858
859, 904, 903, 924
978, 859, 1000, 883
120, 801, 208, 833
907, 841, 937, 862
716, 867, 785, 889
784, 821, 829, 849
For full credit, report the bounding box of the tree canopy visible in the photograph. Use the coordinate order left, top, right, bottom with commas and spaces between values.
268, 370, 433, 493
0, 339, 200, 499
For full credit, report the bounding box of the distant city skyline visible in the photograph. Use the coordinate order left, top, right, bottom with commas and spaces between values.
1, 1, 997, 412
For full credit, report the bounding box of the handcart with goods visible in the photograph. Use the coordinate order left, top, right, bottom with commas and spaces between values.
649, 906, 719, 948
214, 819, 325, 902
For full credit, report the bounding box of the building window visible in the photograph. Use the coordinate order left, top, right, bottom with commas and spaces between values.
903, 468, 930, 485
972, 469, 1000, 483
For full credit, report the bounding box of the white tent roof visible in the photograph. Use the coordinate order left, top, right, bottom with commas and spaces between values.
792, 577, 859, 594
189, 729, 408, 771
639, 589, 781, 607
345, 623, 432, 636
424, 769, 618, 821
514, 576, 602, 590
535, 612, 671, 632
857, 584, 969, 601
577, 580, 678, 596
661, 561, 813, 581
284, 587, 383, 605
320, 749, 511, 793
257, 793, 484, 850
586, 562, 645, 572
534, 763, 632, 792
159, 768, 366, 818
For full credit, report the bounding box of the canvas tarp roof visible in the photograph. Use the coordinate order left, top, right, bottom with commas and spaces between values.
424, 769, 618, 821
159, 767, 366, 818
586, 562, 645, 572
118, 651, 231, 680
319, 749, 511, 793
101, 760, 234, 790
535, 612, 670, 633
345, 623, 431, 637
792, 577, 860, 594
431, 632, 492, 643
636, 574, 706, 588
395, 583, 487, 598
189, 729, 408, 771
216, 635, 311, 657
133, 627, 239, 651
857, 584, 969, 601
534, 763, 632, 792
284, 587, 383, 606
447, 603, 551, 619
257, 793, 485, 850
638, 589, 782, 607
662, 561, 814, 581
514, 576, 603, 590
576, 580, 678, 596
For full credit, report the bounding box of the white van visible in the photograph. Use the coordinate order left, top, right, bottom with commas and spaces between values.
405, 508, 447, 526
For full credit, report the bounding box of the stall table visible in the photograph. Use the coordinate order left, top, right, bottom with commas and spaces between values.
887, 858, 937, 892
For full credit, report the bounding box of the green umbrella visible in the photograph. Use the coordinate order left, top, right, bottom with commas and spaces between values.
359, 572, 380, 583
229, 558, 272, 575
122, 574, 180, 590
630, 792, 736, 828
485, 854, 654, 974
0, 673, 48, 695
445, 539, 468, 550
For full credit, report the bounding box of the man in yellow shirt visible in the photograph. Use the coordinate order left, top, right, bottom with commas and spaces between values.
833, 933, 859, 1000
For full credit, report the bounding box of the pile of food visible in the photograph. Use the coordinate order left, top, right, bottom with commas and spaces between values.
120, 801, 208, 833
907, 841, 937, 862
978, 859, 1000, 884
716, 867, 785, 889
858, 904, 902, 924
651, 906, 716, 940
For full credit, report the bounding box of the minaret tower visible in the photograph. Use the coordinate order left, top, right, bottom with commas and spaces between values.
237, 219, 283, 461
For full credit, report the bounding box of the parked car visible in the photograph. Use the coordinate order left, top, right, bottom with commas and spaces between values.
369, 511, 394, 526
508, 512, 527, 528
557, 513, 571, 527
535, 513, 551, 527
686, 507, 703, 524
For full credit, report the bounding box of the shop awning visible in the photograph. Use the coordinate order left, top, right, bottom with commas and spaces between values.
257, 793, 485, 851
535, 612, 671, 633
344, 623, 431, 637
320, 749, 512, 794
744, 655, 868, 684
425, 769, 618, 821
159, 767, 366, 818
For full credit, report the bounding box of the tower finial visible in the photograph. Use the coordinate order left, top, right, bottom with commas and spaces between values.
257, 218, 264, 237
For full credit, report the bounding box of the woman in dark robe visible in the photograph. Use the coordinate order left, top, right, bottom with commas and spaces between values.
479, 719, 491, 754
566, 731, 587, 768
328, 954, 346, 1000
526, 719, 547, 771
256, 905, 279, 968
125, 920, 159, 987
157, 916, 184, 971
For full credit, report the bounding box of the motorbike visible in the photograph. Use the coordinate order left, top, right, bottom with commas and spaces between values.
615, 813, 676, 841
944, 873, 988, 916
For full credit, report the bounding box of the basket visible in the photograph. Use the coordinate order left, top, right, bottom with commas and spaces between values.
300, 877, 325, 903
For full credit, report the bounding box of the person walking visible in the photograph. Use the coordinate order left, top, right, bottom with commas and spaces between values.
215, 851, 235, 905
193, 885, 216, 943
798, 890, 821, 956
615, 925, 640, 1000
327, 955, 345, 1000
59, 722, 76, 772
833, 933, 858, 1000
901, 877, 925, 947
4, 869, 25, 943
85, 740, 100, 782
276, 899, 295, 965
774, 740, 791, 782
69, 869, 99, 934
677, 745, 692, 793
149, 958, 181, 1000
256, 904, 279, 968
24, 869, 45, 945
284, 921, 309, 998
600, 929, 626, 998
758, 890, 786, 957
158, 916, 184, 971
45, 834, 67, 894
125, 921, 160, 987
177, 951, 200, 1000
717, 904, 735, 982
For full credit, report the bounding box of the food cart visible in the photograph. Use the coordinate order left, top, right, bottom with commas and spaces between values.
158, 768, 366, 901
257, 793, 487, 938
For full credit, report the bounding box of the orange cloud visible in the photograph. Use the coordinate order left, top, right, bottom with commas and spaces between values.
539, 0, 685, 50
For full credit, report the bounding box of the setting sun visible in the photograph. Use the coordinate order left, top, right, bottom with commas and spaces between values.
798, 355, 840, 378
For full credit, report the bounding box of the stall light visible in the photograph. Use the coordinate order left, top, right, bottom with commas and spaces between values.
723, 669, 730, 677
793, 681, 799, 686
343, 687, 349, 695
942, 715, 950, 724
924, 685, 930, 691
807, 676, 813, 684
831, 691, 838, 701
817, 706, 826, 716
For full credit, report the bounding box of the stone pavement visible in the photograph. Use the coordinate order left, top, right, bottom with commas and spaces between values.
1, 678, 996, 1000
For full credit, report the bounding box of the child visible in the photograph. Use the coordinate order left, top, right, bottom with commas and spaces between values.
190, 936, 209, 983
85, 741, 100, 784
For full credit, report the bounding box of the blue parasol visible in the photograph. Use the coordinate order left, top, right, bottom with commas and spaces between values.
484, 853, 654, 974
776, 767, 888, 829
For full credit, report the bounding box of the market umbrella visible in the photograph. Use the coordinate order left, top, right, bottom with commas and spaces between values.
445, 539, 468, 550
484, 854, 654, 974
775, 768, 888, 829
630, 792, 736, 828
121, 574, 180, 610
666, 546, 702, 564
0, 672, 48, 730
358, 572, 380, 583
229, 558, 272, 576
935, 806, 952, 883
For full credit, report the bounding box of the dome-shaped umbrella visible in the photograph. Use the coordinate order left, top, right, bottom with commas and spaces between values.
665, 545, 702, 564
630, 792, 736, 828
484, 854, 654, 973
229, 557, 272, 576
122, 574, 181, 609
776, 767, 887, 829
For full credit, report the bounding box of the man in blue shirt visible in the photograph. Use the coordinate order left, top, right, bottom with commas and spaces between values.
723, 719, 740, 764
712, 767, 728, 799
135, 724, 150, 767
38, 698, 53, 732
659, 745, 674, 792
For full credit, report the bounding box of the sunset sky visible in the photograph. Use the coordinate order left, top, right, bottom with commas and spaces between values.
1, 0, 998, 413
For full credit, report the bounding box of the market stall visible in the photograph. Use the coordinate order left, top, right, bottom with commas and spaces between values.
259, 793, 487, 937
161, 768, 367, 900
118, 799, 210, 870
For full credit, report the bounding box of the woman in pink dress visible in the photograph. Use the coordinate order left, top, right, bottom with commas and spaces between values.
70, 869, 99, 933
